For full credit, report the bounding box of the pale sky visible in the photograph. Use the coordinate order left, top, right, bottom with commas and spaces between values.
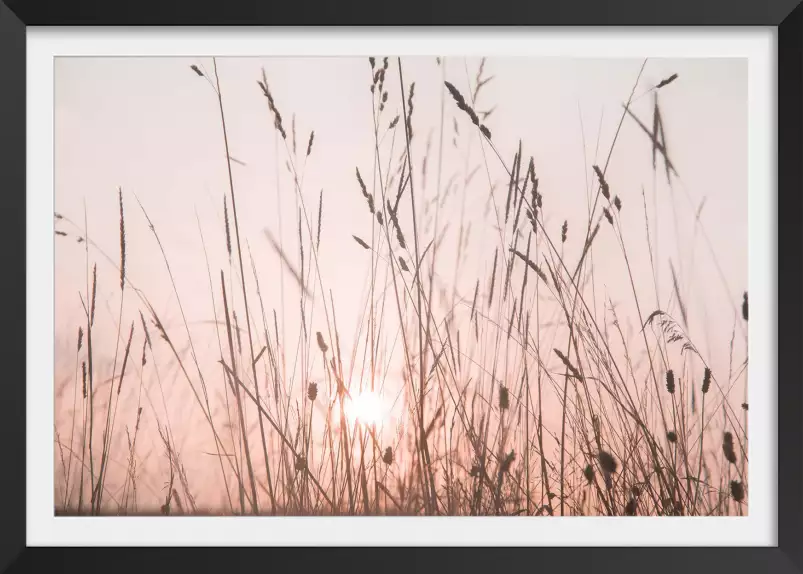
54, 56, 748, 510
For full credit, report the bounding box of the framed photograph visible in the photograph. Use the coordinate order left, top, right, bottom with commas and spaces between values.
1, 1, 800, 572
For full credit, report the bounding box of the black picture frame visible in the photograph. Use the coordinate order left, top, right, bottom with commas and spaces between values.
0, 2, 799, 573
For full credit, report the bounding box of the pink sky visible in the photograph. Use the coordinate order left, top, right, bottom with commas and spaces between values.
54, 56, 748, 511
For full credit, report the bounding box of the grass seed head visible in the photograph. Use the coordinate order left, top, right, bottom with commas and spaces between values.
730, 480, 744, 502
723, 431, 737, 464
500, 450, 515, 473
499, 386, 510, 410
306, 131, 315, 157
598, 450, 618, 474
702, 367, 712, 394
316, 331, 328, 354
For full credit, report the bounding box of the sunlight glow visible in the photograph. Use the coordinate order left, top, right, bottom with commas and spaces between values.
345, 391, 386, 425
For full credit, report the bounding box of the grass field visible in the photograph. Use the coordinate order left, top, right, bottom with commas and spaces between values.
53, 56, 749, 517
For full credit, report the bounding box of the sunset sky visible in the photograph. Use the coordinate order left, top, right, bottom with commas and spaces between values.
53, 56, 748, 513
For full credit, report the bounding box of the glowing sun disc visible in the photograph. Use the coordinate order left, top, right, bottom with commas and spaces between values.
345, 391, 385, 425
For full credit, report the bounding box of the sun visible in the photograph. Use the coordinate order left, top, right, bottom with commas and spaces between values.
344, 391, 386, 425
